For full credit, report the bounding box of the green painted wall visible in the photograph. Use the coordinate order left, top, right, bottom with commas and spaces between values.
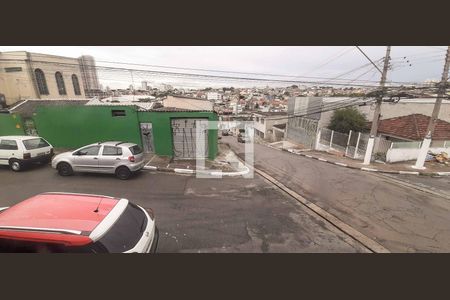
0, 113, 25, 136
33, 106, 141, 148
31, 105, 218, 160
138, 111, 218, 160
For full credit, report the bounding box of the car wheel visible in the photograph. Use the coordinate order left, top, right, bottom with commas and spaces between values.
9, 159, 22, 172
116, 166, 132, 180
57, 162, 73, 176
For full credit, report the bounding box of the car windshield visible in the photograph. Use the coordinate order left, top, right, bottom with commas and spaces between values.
94, 203, 147, 253
129, 145, 143, 155
22, 138, 50, 150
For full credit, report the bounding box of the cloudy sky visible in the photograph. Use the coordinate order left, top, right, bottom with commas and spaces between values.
0, 46, 447, 89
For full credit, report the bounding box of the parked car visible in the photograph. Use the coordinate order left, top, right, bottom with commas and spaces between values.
0, 136, 54, 171
0, 192, 159, 253
237, 133, 250, 143
52, 141, 145, 180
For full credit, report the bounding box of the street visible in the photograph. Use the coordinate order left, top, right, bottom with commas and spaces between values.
0, 163, 366, 253
225, 136, 450, 252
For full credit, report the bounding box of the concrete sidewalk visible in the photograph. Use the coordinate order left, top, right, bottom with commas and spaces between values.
143, 143, 250, 176
284, 148, 450, 176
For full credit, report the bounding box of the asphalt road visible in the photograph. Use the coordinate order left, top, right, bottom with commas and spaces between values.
225, 136, 450, 253
381, 173, 450, 196
0, 163, 367, 253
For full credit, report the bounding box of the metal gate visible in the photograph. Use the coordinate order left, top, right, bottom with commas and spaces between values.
140, 123, 155, 153
171, 118, 208, 159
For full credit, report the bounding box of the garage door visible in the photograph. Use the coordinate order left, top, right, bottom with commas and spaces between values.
171, 118, 208, 159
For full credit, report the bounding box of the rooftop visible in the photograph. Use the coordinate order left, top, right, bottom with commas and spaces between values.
151, 106, 214, 113
169, 94, 213, 101
9, 99, 90, 118
273, 123, 287, 130
376, 114, 450, 141
253, 111, 288, 117
0, 193, 119, 232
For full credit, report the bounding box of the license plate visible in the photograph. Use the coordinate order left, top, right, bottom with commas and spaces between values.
37, 152, 45, 156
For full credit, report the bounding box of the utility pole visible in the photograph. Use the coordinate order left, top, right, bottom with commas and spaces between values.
413, 46, 450, 169
363, 46, 391, 165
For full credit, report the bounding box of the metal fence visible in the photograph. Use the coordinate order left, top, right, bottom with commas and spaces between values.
318, 128, 369, 160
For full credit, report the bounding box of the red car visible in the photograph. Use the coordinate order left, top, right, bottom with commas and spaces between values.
0, 192, 158, 253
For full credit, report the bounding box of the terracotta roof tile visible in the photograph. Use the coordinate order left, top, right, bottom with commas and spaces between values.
376, 114, 450, 140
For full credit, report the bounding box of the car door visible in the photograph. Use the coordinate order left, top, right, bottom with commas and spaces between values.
72, 145, 101, 172
0, 139, 19, 166
98, 146, 123, 174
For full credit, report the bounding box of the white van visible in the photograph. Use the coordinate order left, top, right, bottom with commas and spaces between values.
0, 136, 54, 171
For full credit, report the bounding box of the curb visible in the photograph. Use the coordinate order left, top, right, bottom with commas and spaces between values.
285, 149, 450, 177
143, 164, 250, 177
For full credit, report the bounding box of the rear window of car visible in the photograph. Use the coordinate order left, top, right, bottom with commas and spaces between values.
129, 145, 143, 155
94, 203, 147, 253
22, 138, 50, 150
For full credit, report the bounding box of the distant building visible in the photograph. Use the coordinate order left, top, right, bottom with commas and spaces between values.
207, 92, 222, 103
0, 51, 87, 106
141, 81, 149, 91
78, 55, 101, 97
252, 112, 288, 142
163, 95, 214, 111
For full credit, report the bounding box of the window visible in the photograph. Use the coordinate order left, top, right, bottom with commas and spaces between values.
102, 146, 123, 156
55, 72, 66, 95
0, 140, 18, 150
93, 203, 147, 253
34, 69, 49, 95
72, 74, 81, 95
112, 110, 126, 117
261, 118, 265, 124
22, 138, 50, 150
129, 145, 143, 155
75, 145, 100, 156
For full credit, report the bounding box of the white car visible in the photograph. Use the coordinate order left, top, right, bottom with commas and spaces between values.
51, 141, 146, 180
0, 136, 54, 171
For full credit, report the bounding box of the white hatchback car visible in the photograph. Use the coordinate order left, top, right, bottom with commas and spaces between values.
51, 141, 146, 180
0, 136, 54, 171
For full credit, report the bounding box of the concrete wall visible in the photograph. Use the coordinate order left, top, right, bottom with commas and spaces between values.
0, 113, 25, 135
164, 95, 213, 111
0, 52, 36, 105
386, 147, 450, 163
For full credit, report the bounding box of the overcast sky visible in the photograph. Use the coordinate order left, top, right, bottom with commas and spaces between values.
0, 46, 447, 89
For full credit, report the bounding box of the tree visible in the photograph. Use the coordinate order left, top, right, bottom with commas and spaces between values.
328, 107, 368, 133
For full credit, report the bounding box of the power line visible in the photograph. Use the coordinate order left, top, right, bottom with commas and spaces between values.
355, 46, 383, 75
300, 47, 354, 76
0, 58, 431, 88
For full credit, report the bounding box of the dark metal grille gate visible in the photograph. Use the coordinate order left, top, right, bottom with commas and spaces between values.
171, 118, 208, 159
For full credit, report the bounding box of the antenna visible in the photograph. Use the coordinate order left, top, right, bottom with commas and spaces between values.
93, 198, 104, 213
